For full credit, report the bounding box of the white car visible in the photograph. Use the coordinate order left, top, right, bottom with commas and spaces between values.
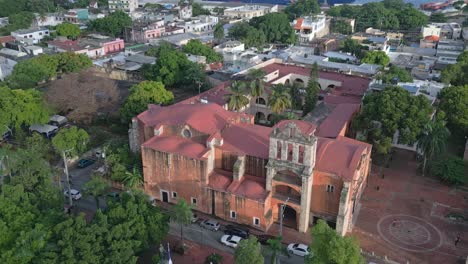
287, 243, 311, 257
64, 189, 82, 200
200, 219, 220, 231
220, 235, 242, 248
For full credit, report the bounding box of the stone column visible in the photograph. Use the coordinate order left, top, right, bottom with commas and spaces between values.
336, 182, 351, 236
281, 141, 288, 160
292, 144, 299, 163
265, 165, 275, 191
233, 156, 245, 181
298, 174, 313, 233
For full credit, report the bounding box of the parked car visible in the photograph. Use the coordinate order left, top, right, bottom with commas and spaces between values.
48, 115, 68, 128
77, 158, 96, 168
220, 235, 242, 248
191, 213, 199, 223
29, 124, 59, 139
64, 189, 82, 200
200, 219, 220, 231
256, 234, 276, 245
224, 225, 250, 239
287, 243, 311, 257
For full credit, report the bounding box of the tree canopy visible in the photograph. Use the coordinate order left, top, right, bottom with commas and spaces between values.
56, 22, 81, 39
341, 38, 367, 59
87, 10, 132, 37
327, 0, 428, 31
330, 19, 352, 35
431, 156, 467, 186
192, 3, 211, 16
441, 51, 468, 86
228, 22, 266, 49
214, 22, 224, 40
234, 236, 264, 264
361, 51, 390, 67
378, 65, 413, 84
182, 39, 223, 63
303, 63, 320, 116
120, 81, 174, 123
284, 0, 320, 20
0, 87, 49, 135
51, 126, 90, 157
438, 85, 468, 135
306, 220, 364, 264
250, 13, 297, 45
354, 86, 433, 154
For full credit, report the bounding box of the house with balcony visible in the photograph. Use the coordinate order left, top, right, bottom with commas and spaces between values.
293, 15, 328, 43
108, 0, 139, 14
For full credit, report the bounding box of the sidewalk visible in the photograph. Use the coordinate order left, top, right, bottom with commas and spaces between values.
155, 200, 312, 245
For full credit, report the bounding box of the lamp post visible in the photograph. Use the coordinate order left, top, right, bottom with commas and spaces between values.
279, 197, 290, 238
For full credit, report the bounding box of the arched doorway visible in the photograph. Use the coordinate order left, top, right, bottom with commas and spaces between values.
285, 79, 291, 86
279, 204, 297, 229
294, 78, 304, 87
255, 112, 266, 123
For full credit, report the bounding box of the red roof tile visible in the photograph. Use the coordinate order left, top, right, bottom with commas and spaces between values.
424, 35, 439, 42
220, 124, 271, 159
228, 176, 268, 200
316, 104, 360, 138
294, 18, 304, 30
177, 82, 231, 106
48, 40, 86, 52
315, 136, 371, 181
273, 120, 317, 136
208, 169, 233, 191
323, 94, 362, 105
142, 136, 209, 160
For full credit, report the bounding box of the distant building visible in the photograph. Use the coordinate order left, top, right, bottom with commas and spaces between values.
125, 20, 165, 43
293, 15, 328, 43
178, 4, 192, 19
11, 28, 49, 44
422, 22, 462, 40
0, 55, 17, 80
89, 1, 98, 9
109, 0, 139, 14
223, 5, 278, 20
184, 15, 219, 32
435, 39, 465, 67
214, 41, 245, 60
420, 35, 439, 49
48, 35, 125, 58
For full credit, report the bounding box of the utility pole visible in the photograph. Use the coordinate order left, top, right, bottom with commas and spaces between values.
62, 150, 73, 207
279, 197, 290, 238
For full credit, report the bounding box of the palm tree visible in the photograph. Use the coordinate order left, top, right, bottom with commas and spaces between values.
123, 167, 143, 189
224, 81, 250, 111
268, 84, 291, 114
247, 69, 266, 102
265, 236, 289, 264
417, 120, 450, 176
171, 199, 193, 245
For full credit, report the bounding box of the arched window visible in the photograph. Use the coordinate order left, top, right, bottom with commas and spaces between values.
256, 97, 266, 105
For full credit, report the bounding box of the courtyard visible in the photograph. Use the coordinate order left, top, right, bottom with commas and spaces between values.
352, 150, 468, 264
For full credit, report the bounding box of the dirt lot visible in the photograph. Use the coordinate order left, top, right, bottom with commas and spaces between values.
352, 150, 468, 264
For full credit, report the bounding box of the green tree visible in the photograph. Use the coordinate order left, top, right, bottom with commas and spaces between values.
182, 39, 223, 63
87, 10, 132, 37
441, 52, 468, 86
123, 167, 143, 189
171, 199, 193, 244
341, 38, 365, 59
214, 22, 224, 40
438, 85, 468, 135
303, 63, 320, 116
331, 20, 352, 35
429, 13, 447, 23
247, 68, 266, 105
431, 156, 467, 186
417, 120, 450, 176
234, 236, 264, 264
120, 81, 174, 123
284, 0, 320, 19
289, 83, 303, 111
361, 51, 390, 66
56, 22, 81, 39
268, 84, 292, 114
306, 220, 363, 264
0, 87, 49, 134
250, 13, 297, 44
354, 86, 433, 154
228, 22, 266, 49
225, 81, 249, 111
378, 65, 413, 84
7, 59, 53, 88
56, 52, 92, 73
266, 236, 288, 264
184, 62, 210, 94
83, 174, 110, 208
192, 3, 210, 16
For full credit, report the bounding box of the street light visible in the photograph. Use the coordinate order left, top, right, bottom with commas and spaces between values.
279, 197, 290, 238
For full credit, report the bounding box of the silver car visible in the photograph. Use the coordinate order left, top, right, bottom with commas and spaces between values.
200, 219, 220, 231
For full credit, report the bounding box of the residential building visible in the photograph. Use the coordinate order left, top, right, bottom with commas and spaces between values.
130, 102, 372, 236
184, 16, 219, 32
125, 20, 165, 43
422, 23, 462, 40
89, 1, 98, 9
214, 41, 245, 62
293, 15, 328, 43
356, 36, 390, 54
83, 34, 125, 55
178, 4, 193, 19
11, 28, 49, 44
48, 39, 104, 58
0, 55, 16, 81
34, 13, 63, 27
435, 39, 465, 67
420, 35, 439, 49
223, 5, 278, 20
63, 8, 89, 23
109, 0, 139, 13
421, 24, 441, 38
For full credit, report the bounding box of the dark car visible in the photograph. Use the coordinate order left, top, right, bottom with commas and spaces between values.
224, 225, 250, 239
77, 158, 96, 168
256, 234, 276, 245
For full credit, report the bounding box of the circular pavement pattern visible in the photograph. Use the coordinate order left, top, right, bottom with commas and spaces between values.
377, 214, 443, 252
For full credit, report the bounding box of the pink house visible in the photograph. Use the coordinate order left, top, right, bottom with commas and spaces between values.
102, 38, 125, 54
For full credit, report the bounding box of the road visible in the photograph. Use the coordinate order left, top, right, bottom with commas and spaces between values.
67, 159, 307, 264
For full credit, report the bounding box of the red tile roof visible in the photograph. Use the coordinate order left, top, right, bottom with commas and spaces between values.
0, 36, 14, 45
273, 120, 317, 136
48, 40, 86, 52
316, 104, 360, 138
323, 94, 362, 105
177, 82, 231, 106
315, 136, 371, 181
294, 18, 304, 30
228, 175, 268, 200
424, 35, 439, 42
220, 124, 271, 159
142, 136, 209, 160
208, 169, 232, 191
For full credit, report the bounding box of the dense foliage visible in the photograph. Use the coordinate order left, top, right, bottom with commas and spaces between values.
56, 22, 81, 39
431, 156, 467, 186
306, 220, 363, 264
438, 85, 468, 135
214, 22, 224, 40
0, 0, 54, 17
341, 38, 368, 59
192, 3, 211, 16
303, 63, 320, 116
87, 10, 132, 37
429, 13, 447, 23
361, 51, 390, 67
354, 86, 433, 154
7, 53, 92, 89
441, 51, 468, 86
234, 236, 264, 264
182, 39, 223, 63
378, 65, 413, 84
228, 22, 266, 49
120, 81, 174, 123
0, 86, 49, 135
0, 11, 35, 36
330, 19, 352, 35
284, 0, 320, 20
327, 0, 428, 31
